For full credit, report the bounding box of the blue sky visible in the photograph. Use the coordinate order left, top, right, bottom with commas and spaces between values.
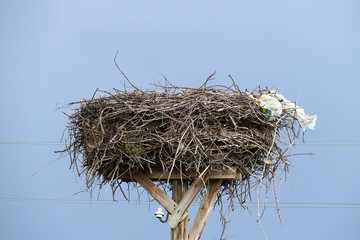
0, 0, 359, 239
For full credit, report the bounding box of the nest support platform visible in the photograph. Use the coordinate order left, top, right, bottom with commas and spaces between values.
129, 167, 241, 240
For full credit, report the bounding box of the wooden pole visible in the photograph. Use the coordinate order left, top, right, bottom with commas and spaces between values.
168, 173, 210, 229
171, 180, 189, 240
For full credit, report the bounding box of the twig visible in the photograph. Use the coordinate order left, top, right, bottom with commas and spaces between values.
114, 50, 142, 92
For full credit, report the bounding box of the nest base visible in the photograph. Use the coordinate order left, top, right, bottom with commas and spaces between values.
120, 166, 242, 182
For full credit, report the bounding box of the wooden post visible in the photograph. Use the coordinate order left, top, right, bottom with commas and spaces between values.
168, 173, 210, 229
171, 180, 189, 240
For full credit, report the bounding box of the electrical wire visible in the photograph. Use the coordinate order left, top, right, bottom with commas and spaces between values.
303, 140, 360, 142
0, 142, 64, 145
296, 144, 360, 146
0, 197, 359, 209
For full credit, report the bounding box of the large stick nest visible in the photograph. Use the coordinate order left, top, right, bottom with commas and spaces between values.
62, 77, 302, 208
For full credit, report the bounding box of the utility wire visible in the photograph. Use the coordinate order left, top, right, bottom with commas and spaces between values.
303, 140, 360, 142
0, 197, 359, 209
0, 142, 64, 145
296, 144, 360, 146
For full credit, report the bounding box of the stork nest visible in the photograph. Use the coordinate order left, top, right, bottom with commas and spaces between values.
61, 78, 302, 208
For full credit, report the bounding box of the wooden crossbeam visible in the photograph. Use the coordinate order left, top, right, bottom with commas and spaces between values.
188, 179, 223, 240
120, 167, 241, 181
167, 172, 211, 229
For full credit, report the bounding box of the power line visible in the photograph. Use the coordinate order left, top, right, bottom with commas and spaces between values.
303, 140, 360, 142
296, 144, 360, 146
0, 142, 64, 145
0, 197, 359, 209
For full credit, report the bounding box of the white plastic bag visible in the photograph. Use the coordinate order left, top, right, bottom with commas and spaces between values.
275, 93, 317, 131
258, 95, 283, 121
246, 90, 317, 131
